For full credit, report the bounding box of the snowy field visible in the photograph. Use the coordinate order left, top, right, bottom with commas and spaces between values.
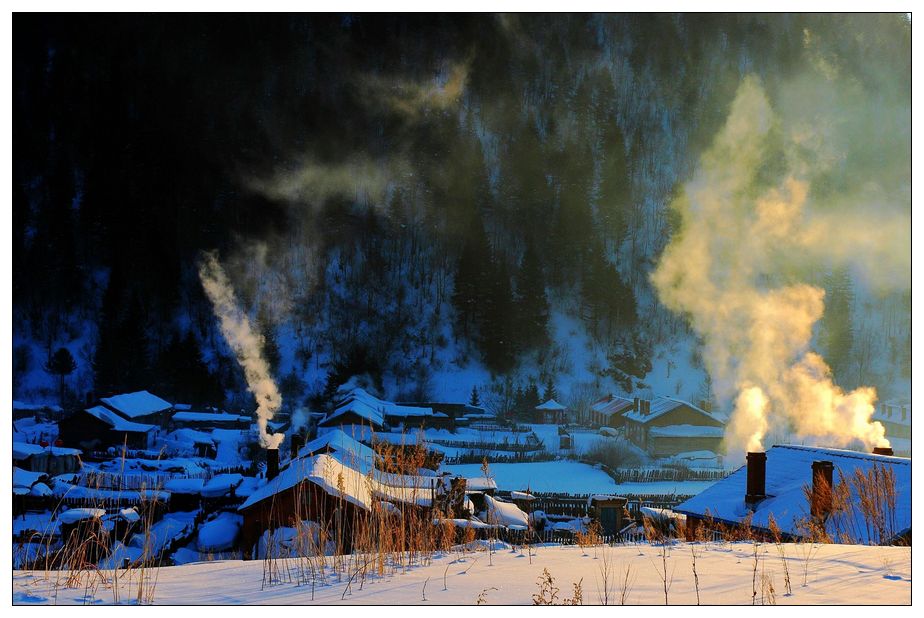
442, 461, 717, 496
12, 542, 910, 605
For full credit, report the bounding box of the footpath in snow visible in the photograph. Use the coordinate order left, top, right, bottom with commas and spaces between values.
13, 542, 910, 605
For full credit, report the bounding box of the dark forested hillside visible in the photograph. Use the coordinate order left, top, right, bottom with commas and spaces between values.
12, 14, 911, 413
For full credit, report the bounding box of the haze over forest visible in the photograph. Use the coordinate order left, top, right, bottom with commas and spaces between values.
13, 14, 910, 425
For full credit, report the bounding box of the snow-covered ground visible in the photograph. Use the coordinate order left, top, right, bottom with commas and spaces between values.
443, 462, 717, 496
12, 542, 910, 605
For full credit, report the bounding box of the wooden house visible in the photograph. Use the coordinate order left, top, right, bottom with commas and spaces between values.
58, 406, 157, 452
622, 396, 725, 457
100, 391, 174, 428
238, 447, 439, 557
588, 394, 634, 428
13, 441, 82, 476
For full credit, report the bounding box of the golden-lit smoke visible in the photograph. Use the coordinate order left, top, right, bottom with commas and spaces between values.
246, 156, 403, 207
652, 75, 897, 454
198, 251, 284, 449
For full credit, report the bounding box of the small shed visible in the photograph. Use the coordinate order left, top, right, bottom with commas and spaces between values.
587, 495, 629, 536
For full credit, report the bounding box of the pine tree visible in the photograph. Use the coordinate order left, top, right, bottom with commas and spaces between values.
821, 267, 855, 385
542, 377, 557, 403
452, 217, 494, 340
45, 347, 77, 401
480, 257, 517, 375
514, 238, 550, 352
469, 385, 481, 407
598, 121, 632, 252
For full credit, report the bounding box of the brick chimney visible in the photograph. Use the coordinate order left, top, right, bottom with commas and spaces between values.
266, 448, 280, 481
745, 451, 767, 505
633, 397, 640, 414
873, 446, 894, 456
811, 460, 834, 520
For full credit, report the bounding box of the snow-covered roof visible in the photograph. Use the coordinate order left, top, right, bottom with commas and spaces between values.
299, 428, 377, 465
173, 411, 251, 424
322, 388, 436, 427
167, 428, 215, 445
464, 477, 498, 491
85, 406, 157, 433
590, 395, 634, 417
648, 424, 725, 438
13, 442, 81, 459
201, 474, 244, 498
674, 444, 911, 543
535, 399, 566, 411
322, 397, 385, 428
622, 396, 724, 425
164, 478, 205, 494
14, 467, 49, 490
57, 508, 106, 524
483, 495, 529, 528
100, 391, 172, 418
13, 442, 45, 460
239, 453, 437, 512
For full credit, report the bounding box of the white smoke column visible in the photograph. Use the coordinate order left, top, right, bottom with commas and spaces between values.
198, 251, 284, 449
652, 76, 890, 456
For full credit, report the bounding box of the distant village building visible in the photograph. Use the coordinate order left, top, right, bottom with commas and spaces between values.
622, 396, 725, 457
675, 445, 911, 545
171, 410, 252, 430
100, 390, 174, 427
58, 405, 157, 451
533, 399, 567, 424
588, 394, 634, 428
872, 400, 910, 457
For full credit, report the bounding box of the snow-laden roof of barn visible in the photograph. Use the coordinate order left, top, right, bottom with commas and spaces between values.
622, 396, 724, 425
535, 399, 566, 410
101, 391, 172, 418
590, 395, 634, 417
239, 453, 438, 512
85, 406, 157, 433
674, 444, 910, 543
299, 428, 377, 466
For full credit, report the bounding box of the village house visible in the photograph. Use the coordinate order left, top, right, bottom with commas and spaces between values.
170, 409, 252, 430
533, 399, 567, 424
100, 390, 174, 428
237, 445, 442, 556
397, 402, 489, 430
872, 400, 910, 457
622, 396, 725, 457
588, 394, 634, 428
674, 445, 911, 545
317, 388, 387, 431
58, 405, 158, 451
13, 441, 82, 476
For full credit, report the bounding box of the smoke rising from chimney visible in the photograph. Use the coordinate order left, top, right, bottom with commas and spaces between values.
198, 251, 284, 449
652, 75, 903, 455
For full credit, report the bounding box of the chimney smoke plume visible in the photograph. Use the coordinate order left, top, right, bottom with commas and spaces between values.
652, 75, 900, 456
198, 251, 284, 449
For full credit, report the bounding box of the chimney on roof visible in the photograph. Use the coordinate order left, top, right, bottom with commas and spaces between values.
745, 451, 767, 505
266, 448, 280, 481
291, 434, 304, 457
633, 397, 640, 413
873, 446, 894, 457
811, 460, 834, 520
643, 400, 651, 415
